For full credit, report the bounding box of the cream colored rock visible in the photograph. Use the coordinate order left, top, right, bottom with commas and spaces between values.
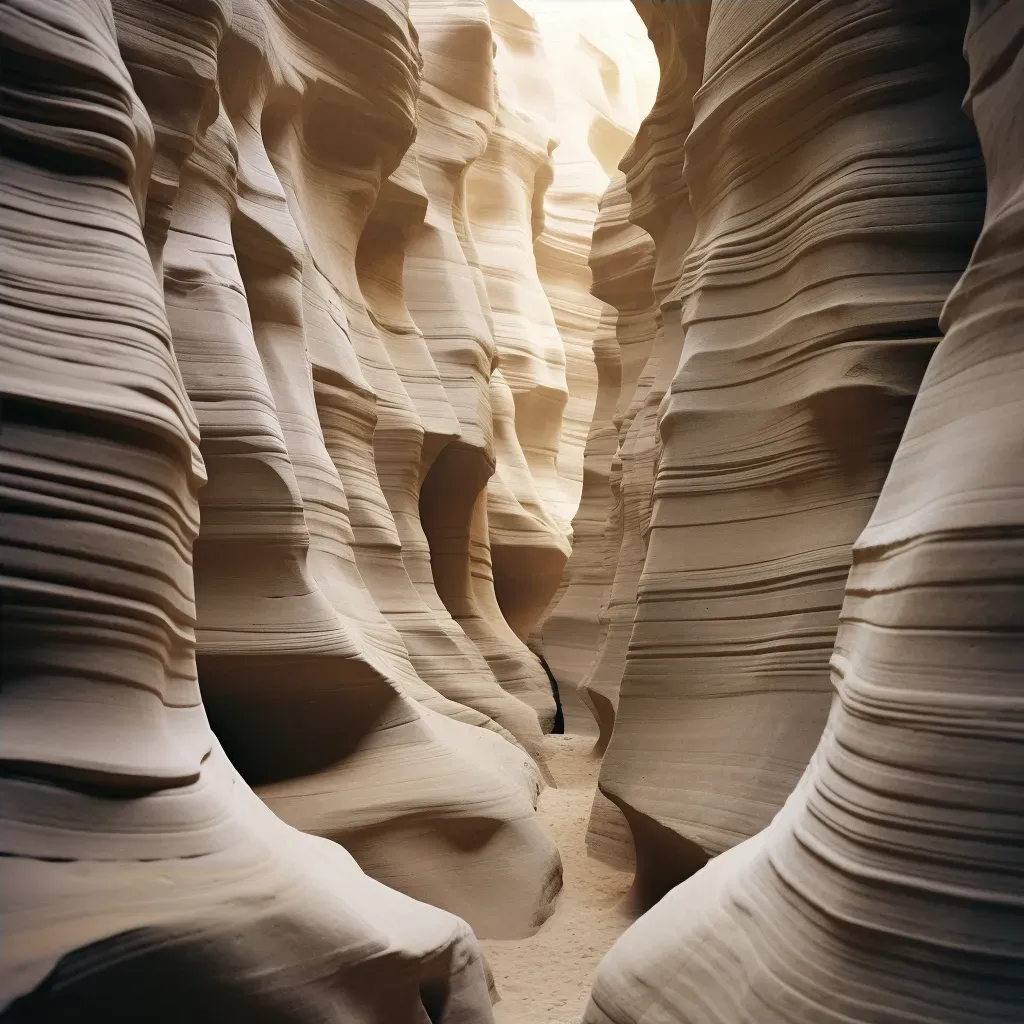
587, 5, 1022, 1019
597, 0, 986, 905
359, 150, 552, 763
182, 0, 559, 938
535, 301, 621, 736
464, 0, 572, 647
573, 3, 708, 872
523, 4, 657, 687
578, 175, 659, 863
577, 173, 658, 753
530, 2, 658, 532
470, 2, 657, 669
407, 0, 558, 731
0, 1, 495, 1017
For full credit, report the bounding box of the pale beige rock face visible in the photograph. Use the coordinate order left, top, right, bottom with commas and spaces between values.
522, 5, 657, 681
0, 0, 497, 1017
537, 165, 661, 750
465, 0, 572, 646
577, 175, 658, 752
575, 175, 659, 862
596, 0, 987, 906
359, 152, 553, 764
8, 0, 1021, 1017
183, 0, 559, 940
464, 1, 658, 664
407, 0, 559, 730
530, 2, 659, 531
587, 4, 1023, 1019
570, 3, 707, 871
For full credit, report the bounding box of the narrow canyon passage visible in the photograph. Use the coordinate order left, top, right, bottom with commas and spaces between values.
2, 0, 1022, 1022
482, 733, 634, 1024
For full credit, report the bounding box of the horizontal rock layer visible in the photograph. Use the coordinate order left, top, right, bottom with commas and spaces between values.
0, 0, 494, 1016
0, 0, 656, 1016
594, 0, 987, 904
586, 2, 1022, 1020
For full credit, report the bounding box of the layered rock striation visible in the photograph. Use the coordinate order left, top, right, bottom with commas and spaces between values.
175, 0, 558, 939
6, 0, 1021, 1018
0, 0, 656, 1013
0, 0, 496, 1017
406, 0, 560, 735
586, 2, 1022, 1020
531, 2, 659, 533
595, 0, 987, 902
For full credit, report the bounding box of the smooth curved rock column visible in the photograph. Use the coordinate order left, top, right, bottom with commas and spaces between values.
577, 174, 659, 752
586, 3, 1022, 1019
526, 4, 658, 684
579, 175, 660, 861
408, 0, 558, 732
466, 0, 572, 644
201, 0, 559, 939
0, 2, 495, 1017
598, 0, 986, 905
569, 2, 709, 873
357, 151, 551, 762
535, 298, 621, 735
530, 2, 659, 533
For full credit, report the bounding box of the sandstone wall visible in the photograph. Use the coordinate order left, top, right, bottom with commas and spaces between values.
5, 0, 1020, 1018
586, 2, 1022, 1019
531, 1, 658, 530
591, 0, 987, 902
538, 170, 657, 737
0, 0, 653, 1014
525, 3, 660, 724
0, 0, 496, 1016
571, 0, 712, 868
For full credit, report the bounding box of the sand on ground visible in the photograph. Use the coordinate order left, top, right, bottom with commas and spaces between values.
481, 734, 636, 1024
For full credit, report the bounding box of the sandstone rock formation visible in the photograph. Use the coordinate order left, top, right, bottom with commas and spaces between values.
172, 0, 557, 939
0, 0, 496, 1016
466, 1, 658, 665
586, 2, 1023, 1019
464, 0, 572, 655
407, 0, 562, 735
1, 0, 656, 1009
593, 0, 987, 901
518, 4, 660, 728
530, 2, 659, 533
576, 173, 660, 756
576, 173, 659, 859
6, 0, 1021, 1017
571, 0, 712, 869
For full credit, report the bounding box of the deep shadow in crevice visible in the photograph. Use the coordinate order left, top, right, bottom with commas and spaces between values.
602, 789, 710, 913
538, 656, 564, 734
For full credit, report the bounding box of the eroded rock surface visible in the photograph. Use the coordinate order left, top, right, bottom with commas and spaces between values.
595, 0, 986, 902
0, 0, 656, 1012
174, 0, 558, 939
586, 3, 1022, 1019
4, 0, 1020, 1018
0, 0, 497, 1017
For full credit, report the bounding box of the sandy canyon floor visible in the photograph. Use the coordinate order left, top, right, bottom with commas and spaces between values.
481, 734, 636, 1024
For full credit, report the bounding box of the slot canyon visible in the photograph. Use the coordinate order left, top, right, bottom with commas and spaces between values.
1, 0, 1022, 1021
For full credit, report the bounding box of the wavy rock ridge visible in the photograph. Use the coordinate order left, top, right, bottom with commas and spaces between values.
5, 0, 1022, 1019
586, 3, 1022, 1020
594, 0, 988, 904
0, 0, 655, 1017
0, 0, 493, 1017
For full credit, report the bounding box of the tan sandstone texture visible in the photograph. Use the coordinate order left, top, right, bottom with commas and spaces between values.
0, 0, 651, 1017
0, 0, 493, 1018
586, 2, 1023, 1020
593, 0, 988, 904
4, 0, 1022, 1021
